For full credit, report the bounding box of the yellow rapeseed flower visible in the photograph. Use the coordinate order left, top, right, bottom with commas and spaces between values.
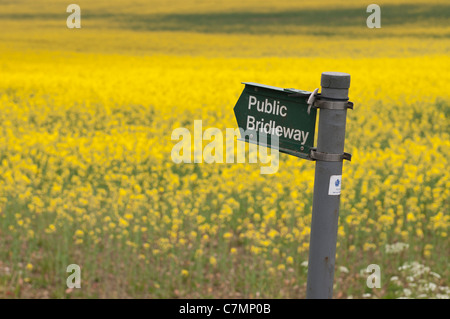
277, 264, 285, 271
223, 232, 233, 239
75, 229, 84, 237
119, 218, 129, 227
286, 256, 294, 265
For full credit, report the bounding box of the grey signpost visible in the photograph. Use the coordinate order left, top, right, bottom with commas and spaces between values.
233, 72, 352, 299
306, 72, 351, 299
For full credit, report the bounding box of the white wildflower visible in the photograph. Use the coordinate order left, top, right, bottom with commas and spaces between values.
339, 266, 349, 274
403, 288, 412, 297
430, 272, 441, 279
439, 286, 450, 293
385, 242, 409, 254
423, 282, 437, 292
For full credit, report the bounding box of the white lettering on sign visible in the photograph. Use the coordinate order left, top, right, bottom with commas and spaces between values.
248, 95, 287, 117
246, 95, 310, 145
246, 115, 309, 145
328, 175, 342, 195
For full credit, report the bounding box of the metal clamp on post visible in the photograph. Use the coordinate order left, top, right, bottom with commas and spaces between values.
314, 99, 354, 110
309, 148, 352, 162
306, 88, 319, 114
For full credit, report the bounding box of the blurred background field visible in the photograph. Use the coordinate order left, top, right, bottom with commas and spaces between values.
0, 0, 448, 298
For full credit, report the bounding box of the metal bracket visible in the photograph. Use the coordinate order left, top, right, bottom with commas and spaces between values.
307, 88, 319, 114
314, 99, 354, 110
284, 87, 354, 113
309, 148, 352, 162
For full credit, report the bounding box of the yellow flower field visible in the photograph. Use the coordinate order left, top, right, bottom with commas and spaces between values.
0, 0, 448, 298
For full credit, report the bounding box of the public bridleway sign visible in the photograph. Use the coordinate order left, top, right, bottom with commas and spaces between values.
233, 82, 316, 159
232, 73, 354, 299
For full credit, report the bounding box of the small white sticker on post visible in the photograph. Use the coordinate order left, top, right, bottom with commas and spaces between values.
328, 175, 342, 195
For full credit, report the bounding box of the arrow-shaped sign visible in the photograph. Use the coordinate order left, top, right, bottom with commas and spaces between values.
233, 82, 317, 159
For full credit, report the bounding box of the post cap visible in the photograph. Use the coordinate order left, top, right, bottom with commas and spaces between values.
321, 72, 351, 89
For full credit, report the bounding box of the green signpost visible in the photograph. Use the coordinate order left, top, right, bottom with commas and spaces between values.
233, 73, 353, 299
233, 82, 316, 159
